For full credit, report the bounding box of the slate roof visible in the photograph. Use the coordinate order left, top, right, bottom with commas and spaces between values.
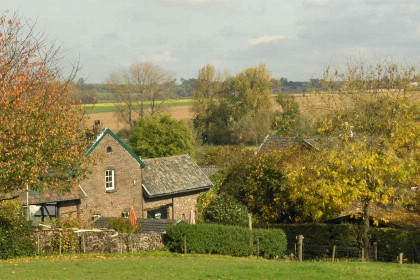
329, 203, 420, 229
14, 186, 86, 205
91, 217, 178, 233
142, 154, 213, 198
258, 134, 315, 153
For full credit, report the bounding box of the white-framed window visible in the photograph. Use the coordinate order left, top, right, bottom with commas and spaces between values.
105, 169, 115, 191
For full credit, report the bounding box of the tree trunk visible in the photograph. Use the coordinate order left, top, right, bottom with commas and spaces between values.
362, 200, 370, 258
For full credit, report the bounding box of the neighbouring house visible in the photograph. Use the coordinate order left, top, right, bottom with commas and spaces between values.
258, 134, 315, 154
142, 154, 213, 221
327, 203, 420, 230
18, 128, 213, 225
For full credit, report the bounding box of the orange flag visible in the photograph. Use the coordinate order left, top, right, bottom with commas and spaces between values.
129, 206, 137, 229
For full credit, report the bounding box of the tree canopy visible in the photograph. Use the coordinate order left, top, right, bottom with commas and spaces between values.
129, 114, 194, 158
0, 12, 90, 197
192, 64, 273, 145
107, 62, 175, 129
288, 59, 420, 249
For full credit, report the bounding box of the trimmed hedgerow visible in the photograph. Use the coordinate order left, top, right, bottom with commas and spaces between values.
165, 223, 286, 259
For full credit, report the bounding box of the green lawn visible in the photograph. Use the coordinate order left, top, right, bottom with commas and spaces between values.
0, 252, 419, 280
82, 99, 193, 114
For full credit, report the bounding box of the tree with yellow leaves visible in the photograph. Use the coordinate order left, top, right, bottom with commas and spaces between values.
288, 59, 420, 251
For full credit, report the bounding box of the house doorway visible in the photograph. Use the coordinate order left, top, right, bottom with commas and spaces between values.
147, 207, 168, 219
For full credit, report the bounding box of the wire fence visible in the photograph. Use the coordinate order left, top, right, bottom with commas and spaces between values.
288, 242, 420, 263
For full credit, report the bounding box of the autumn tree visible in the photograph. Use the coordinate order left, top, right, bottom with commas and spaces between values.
287, 59, 420, 251
192, 64, 274, 145
107, 62, 175, 130
0, 12, 91, 199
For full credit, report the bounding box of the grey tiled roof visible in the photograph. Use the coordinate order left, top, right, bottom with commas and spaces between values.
258, 134, 315, 153
14, 186, 85, 205
91, 217, 178, 233
142, 155, 213, 198
139, 219, 178, 233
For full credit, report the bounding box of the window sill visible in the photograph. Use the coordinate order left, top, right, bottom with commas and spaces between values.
106, 189, 115, 193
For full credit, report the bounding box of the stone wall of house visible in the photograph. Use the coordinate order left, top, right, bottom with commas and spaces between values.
79, 134, 143, 221
143, 196, 173, 218
143, 190, 204, 221
34, 229, 164, 254
173, 191, 201, 221
58, 200, 79, 219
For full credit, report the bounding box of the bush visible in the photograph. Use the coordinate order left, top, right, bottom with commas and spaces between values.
0, 200, 35, 259
370, 228, 420, 263
165, 222, 286, 259
203, 195, 249, 226
107, 218, 138, 233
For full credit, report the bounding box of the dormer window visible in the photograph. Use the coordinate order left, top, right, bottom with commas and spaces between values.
106, 146, 112, 153
105, 170, 115, 191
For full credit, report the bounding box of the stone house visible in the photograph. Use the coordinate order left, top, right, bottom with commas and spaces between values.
18, 128, 213, 223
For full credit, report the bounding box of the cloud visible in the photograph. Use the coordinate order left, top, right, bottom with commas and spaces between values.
249, 35, 285, 46
139, 50, 176, 63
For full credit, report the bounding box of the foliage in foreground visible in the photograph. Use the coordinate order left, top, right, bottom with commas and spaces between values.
0, 201, 35, 259
165, 222, 287, 259
0, 12, 91, 195
107, 217, 138, 233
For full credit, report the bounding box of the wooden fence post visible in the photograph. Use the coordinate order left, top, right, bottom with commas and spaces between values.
373, 242, 377, 261
332, 245, 336, 262
119, 236, 123, 255
297, 235, 304, 262
59, 232, 62, 255
248, 213, 253, 231
37, 232, 40, 254
256, 238, 260, 259
399, 253, 403, 264
361, 248, 365, 261
183, 236, 187, 254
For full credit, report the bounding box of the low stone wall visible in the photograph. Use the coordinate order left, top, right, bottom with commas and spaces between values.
34, 229, 164, 254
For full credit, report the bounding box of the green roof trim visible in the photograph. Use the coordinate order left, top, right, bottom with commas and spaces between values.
86, 128, 146, 168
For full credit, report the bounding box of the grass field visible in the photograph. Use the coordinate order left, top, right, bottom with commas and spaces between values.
1, 252, 419, 280
83, 99, 193, 114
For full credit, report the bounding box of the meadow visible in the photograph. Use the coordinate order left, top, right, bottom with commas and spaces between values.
82, 99, 193, 114
0, 252, 419, 280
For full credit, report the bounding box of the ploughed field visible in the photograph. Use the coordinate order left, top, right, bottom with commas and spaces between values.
83, 92, 420, 132
0, 252, 419, 280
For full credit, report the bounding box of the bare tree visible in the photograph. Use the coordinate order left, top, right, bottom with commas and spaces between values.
106, 63, 175, 130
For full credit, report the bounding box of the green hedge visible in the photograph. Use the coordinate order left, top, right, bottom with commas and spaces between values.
265, 223, 362, 259
370, 228, 420, 263
0, 201, 35, 259
165, 223, 287, 259
266, 223, 420, 262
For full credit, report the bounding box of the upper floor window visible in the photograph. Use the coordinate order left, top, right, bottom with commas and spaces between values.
105, 170, 115, 191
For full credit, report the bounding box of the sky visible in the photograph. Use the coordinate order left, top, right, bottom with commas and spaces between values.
3, 0, 420, 82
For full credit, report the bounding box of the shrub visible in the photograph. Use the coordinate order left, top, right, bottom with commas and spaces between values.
0, 200, 35, 259
165, 222, 287, 259
370, 228, 420, 263
107, 218, 138, 233
203, 195, 249, 226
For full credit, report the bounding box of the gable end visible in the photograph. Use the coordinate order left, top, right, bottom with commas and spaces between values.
86, 128, 146, 168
